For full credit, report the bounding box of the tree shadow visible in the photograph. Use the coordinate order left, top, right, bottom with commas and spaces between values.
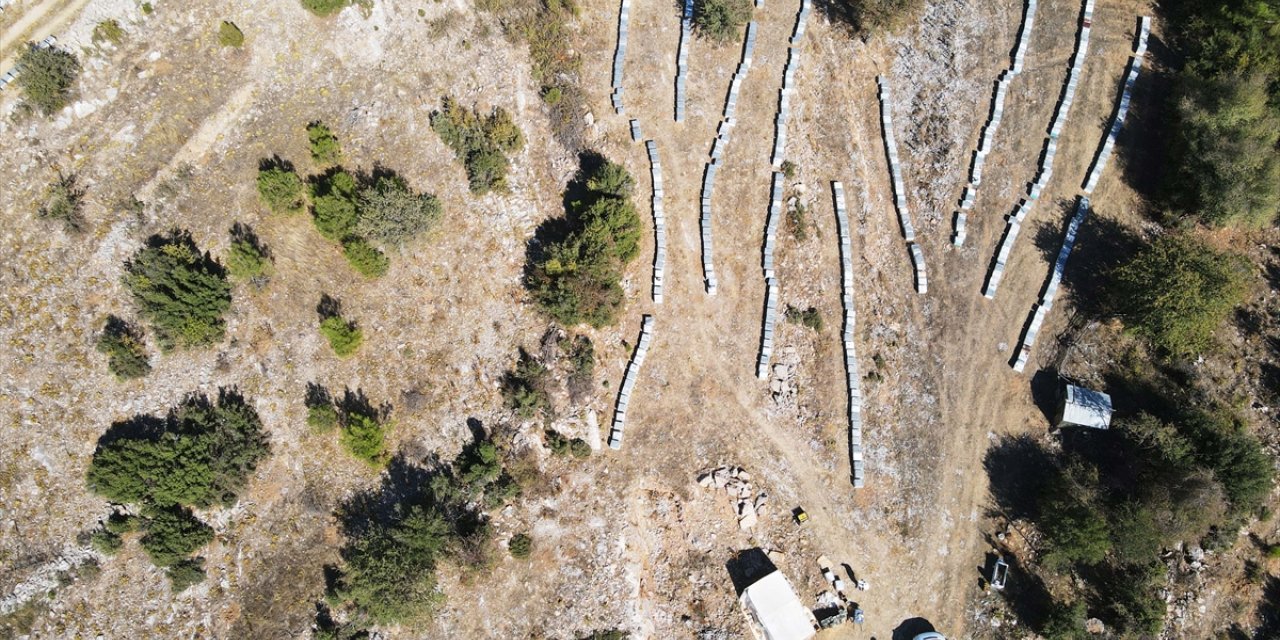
724, 548, 778, 596
94, 413, 167, 450
135, 229, 228, 278
891, 617, 936, 640
258, 154, 296, 173
338, 387, 389, 422
1029, 369, 1062, 424
1253, 573, 1280, 639
993, 551, 1056, 632
101, 314, 144, 343
1059, 209, 1143, 320
316, 294, 342, 321
304, 382, 332, 410
1116, 42, 1176, 215
983, 434, 1056, 521
230, 222, 270, 259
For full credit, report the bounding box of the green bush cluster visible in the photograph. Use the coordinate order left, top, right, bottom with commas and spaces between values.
306, 386, 390, 465
545, 430, 591, 459
1162, 1, 1280, 227
36, 173, 84, 232
693, 0, 752, 43
15, 43, 80, 116
256, 162, 307, 215
327, 436, 518, 624
123, 230, 232, 352
341, 237, 389, 277
430, 97, 524, 194
85, 391, 269, 590
784, 305, 823, 332
527, 158, 642, 327
355, 175, 442, 246
96, 315, 151, 380
1108, 234, 1250, 357
829, 0, 922, 33
501, 349, 550, 418
218, 21, 244, 47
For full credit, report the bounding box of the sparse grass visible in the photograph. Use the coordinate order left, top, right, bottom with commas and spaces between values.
301, 0, 350, 17
786, 202, 809, 241
785, 305, 823, 332
218, 21, 245, 48
37, 173, 84, 232
141, 3, 154, 15
780, 160, 797, 179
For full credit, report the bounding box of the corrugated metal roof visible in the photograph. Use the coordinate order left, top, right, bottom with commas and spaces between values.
740, 570, 815, 640
1062, 384, 1112, 429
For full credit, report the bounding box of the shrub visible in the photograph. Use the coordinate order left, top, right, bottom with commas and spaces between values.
307, 121, 342, 165
355, 174, 442, 246
37, 173, 83, 232
96, 315, 151, 380
256, 162, 306, 215
86, 390, 271, 509
310, 170, 359, 240
104, 512, 139, 535
1039, 600, 1088, 640
331, 502, 450, 623
829, 0, 922, 33
139, 505, 214, 567
301, 0, 350, 17
227, 223, 272, 284
527, 159, 642, 327
430, 96, 524, 194
545, 430, 570, 456
15, 43, 81, 116
341, 237, 389, 277
218, 21, 245, 47
340, 409, 388, 466
508, 533, 532, 558
93, 20, 125, 44
785, 305, 823, 331
141, 3, 154, 15
780, 160, 797, 179
308, 404, 339, 432
693, 0, 752, 43
1109, 234, 1250, 357
90, 529, 123, 555
569, 438, 591, 459
320, 314, 363, 357
787, 202, 809, 240
167, 558, 207, 592
502, 350, 550, 418
123, 230, 232, 352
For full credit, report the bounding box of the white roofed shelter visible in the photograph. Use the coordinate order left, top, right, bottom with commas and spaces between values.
1056, 384, 1112, 430
740, 569, 816, 640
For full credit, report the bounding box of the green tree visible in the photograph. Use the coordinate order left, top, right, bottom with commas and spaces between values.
827, 0, 922, 33
307, 121, 343, 165
90, 529, 123, 555
694, 0, 752, 43
501, 350, 549, 418
1040, 599, 1088, 640
527, 159, 642, 327
331, 504, 451, 623
311, 170, 359, 241
15, 43, 80, 116
1182, 410, 1274, 516
227, 223, 272, 284
86, 391, 270, 509
508, 533, 532, 558
37, 173, 84, 232
123, 230, 232, 352
218, 21, 245, 47
1109, 234, 1250, 356
1168, 72, 1280, 227
341, 237, 389, 278
167, 558, 207, 592
340, 410, 388, 466
256, 162, 306, 215
139, 505, 214, 567
320, 314, 363, 357
96, 315, 151, 380
1038, 468, 1112, 569
355, 174, 442, 246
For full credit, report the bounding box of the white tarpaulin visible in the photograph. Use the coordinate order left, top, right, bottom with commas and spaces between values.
741, 570, 816, 640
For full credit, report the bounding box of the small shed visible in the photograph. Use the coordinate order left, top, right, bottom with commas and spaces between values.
1055, 384, 1112, 430
740, 569, 816, 640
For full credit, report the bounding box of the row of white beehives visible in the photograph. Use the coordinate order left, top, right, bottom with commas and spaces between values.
1011, 198, 1088, 372
647, 140, 667, 304
700, 160, 720, 294
833, 182, 865, 488
770, 0, 810, 166
1082, 16, 1149, 194
954, 0, 1041, 246
756, 172, 785, 377
876, 77, 927, 294
983, 0, 1095, 300
675, 0, 694, 121
611, 0, 632, 114
756, 277, 780, 378
1012, 16, 1150, 372
609, 315, 655, 450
